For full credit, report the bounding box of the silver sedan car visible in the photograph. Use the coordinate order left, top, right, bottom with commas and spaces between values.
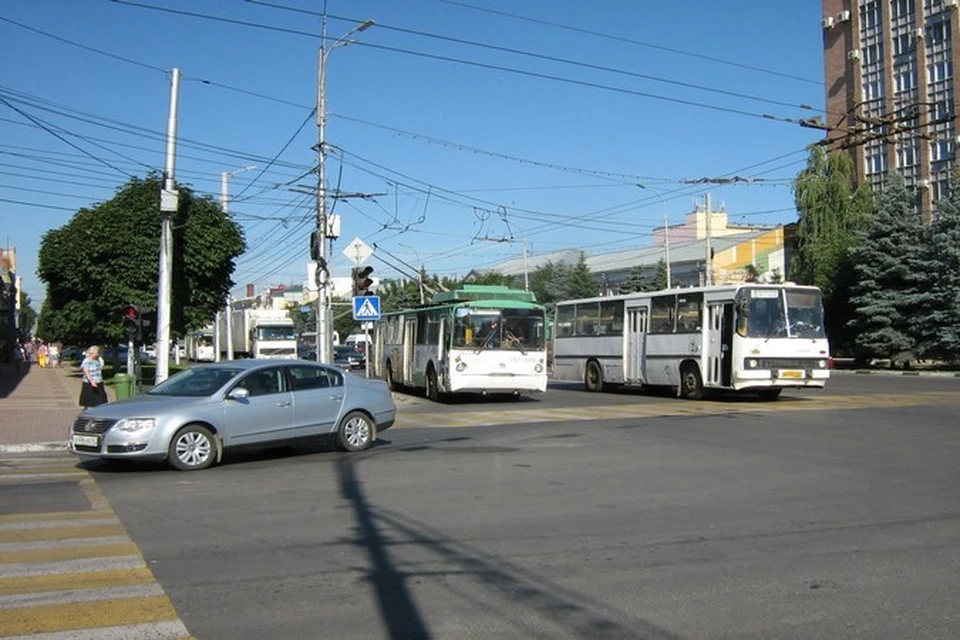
69, 359, 396, 471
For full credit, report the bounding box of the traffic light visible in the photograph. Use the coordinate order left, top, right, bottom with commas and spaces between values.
122, 304, 141, 338
139, 307, 155, 341
352, 266, 374, 296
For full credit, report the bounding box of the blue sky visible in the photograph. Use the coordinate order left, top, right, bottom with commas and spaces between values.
1, 0, 827, 309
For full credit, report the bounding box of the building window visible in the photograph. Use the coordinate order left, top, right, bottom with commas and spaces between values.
863, 42, 884, 65
861, 1, 881, 30
890, 0, 915, 20
893, 32, 913, 56
897, 144, 919, 168
930, 138, 954, 161
929, 19, 951, 45
895, 69, 917, 93
928, 60, 953, 83
866, 151, 887, 175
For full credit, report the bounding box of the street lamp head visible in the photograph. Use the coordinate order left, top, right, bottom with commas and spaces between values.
357, 19, 375, 32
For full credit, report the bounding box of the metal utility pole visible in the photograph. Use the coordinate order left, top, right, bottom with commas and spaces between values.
704, 192, 714, 286
220, 166, 254, 361
155, 68, 180, 384
638, 183, 671, 289
314, 16, 374, 364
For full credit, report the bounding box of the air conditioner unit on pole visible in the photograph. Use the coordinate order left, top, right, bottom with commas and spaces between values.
822, 16, 835, 29
915, 27, 925, 38
837, 10, 851, 22
848, 49, 862, 60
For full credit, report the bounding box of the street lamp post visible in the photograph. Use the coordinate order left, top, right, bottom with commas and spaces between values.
399, 243, 425, 304
219, 165, 256, 362
638, 184, 671, 289
315, 17, 374, 365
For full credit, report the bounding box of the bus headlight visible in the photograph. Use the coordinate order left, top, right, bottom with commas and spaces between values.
817, 359, 828, 369
747, 358, 759, 369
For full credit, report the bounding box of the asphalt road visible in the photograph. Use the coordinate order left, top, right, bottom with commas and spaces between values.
83, 374, 960, 639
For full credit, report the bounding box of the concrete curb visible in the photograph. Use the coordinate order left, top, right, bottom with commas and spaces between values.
0, 441, 69, 454
832, 369, 960, 378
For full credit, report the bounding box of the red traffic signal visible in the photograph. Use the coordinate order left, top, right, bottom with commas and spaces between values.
122, 304, 140, 336
352, 266, 374, 296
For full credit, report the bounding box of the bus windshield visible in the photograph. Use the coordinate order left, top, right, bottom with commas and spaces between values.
737, 287, 826, 339
453, 308, 545, 351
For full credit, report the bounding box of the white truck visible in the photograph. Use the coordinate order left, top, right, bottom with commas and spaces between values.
222, 309, 298, 359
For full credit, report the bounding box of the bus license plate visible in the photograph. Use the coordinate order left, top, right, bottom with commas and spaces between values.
72, 434, 99, 448
780, 370, 804, 379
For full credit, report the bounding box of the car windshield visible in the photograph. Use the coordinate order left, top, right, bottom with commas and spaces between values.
148, 367, 243, 397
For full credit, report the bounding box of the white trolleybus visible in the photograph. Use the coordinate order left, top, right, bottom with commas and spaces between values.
552, 283, 831, 400
374, 285, 549, 400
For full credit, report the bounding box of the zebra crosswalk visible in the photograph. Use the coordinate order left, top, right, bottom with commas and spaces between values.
0, 455, 191, 639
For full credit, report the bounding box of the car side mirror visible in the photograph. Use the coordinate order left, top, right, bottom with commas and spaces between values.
227, 387, 249, 400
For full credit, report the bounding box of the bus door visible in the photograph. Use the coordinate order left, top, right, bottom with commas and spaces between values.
403, 318, 417, 384
707, 302, 733, 387
625, 307, 648, 384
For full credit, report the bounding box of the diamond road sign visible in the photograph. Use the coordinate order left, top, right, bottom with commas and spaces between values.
352, 296, 381, 321
343, 237, 373, 266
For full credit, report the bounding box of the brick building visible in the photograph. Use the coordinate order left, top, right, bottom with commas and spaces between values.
821, 0, 960, 222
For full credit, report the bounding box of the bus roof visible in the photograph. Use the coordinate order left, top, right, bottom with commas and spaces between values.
430, 285, 538, 304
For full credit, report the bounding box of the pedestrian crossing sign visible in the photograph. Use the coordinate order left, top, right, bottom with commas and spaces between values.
352, 295, 382, 321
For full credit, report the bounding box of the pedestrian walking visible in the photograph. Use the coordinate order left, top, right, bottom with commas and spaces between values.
37, 341, 49, 368
49, 342, 61, 368
79, 345, 108, 409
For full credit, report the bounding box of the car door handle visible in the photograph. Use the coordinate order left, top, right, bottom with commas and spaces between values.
329, 396, 342, 402
276, 401, 292, 407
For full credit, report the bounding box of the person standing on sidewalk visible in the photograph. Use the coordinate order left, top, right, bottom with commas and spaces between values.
79, 345, 108, 409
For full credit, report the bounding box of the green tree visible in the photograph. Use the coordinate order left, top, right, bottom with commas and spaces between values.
915, 175, 960, 363
37, 175, 245, 347
565, 252, 597, 299
792, 146, 873, 353
847, 175, 924, 365
529, 260, 572, 305
619, 264, 648, 293
18, 291, 37, 338
650, 258, 669, 291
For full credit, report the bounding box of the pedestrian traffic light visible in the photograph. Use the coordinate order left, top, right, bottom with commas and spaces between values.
122, 304, 141, 338
352, 266, 374, 296
139, 306, 155, 341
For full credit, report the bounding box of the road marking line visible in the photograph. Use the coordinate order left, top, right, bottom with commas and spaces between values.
2, 619, 192, 640
0, 555, 146, 579
0, 525, 128, 545
0, 594, 179, 636
0, 567, 157, 596
0, 542, 141, 565
0, 582, 165, 609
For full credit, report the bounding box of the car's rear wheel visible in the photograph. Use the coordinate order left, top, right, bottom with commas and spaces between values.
337, 411, 375, 452
168, 424, 216, 471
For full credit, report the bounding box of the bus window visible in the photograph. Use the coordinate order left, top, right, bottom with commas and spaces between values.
741, 288, 786, 338
555, 305, 575, 337
575, 303, 600, 336
676, 293, 703, 332
599, 300, 624, 336
785, 290, 826, 338
650, 295, 675, 333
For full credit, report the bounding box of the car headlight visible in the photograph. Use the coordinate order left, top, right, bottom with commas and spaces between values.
115, 418, 156, 433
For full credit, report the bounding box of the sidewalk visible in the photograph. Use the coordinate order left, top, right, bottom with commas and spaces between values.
0, 361, 115, 451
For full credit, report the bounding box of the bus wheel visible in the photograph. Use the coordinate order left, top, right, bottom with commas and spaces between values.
426, 367, 441, 402
679, 363, 703, 400
584, 360, 604, 392
758, 388, 782, 400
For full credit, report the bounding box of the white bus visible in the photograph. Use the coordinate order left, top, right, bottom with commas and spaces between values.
185, 328, 215, 362
374, 285, 549, 401
552, 283, 831, 400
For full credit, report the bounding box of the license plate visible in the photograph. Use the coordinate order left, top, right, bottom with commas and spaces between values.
780, 370, 804, 379
72, 434, 99, 448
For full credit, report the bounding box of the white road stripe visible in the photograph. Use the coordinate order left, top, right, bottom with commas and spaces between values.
3, 620, 191, 640
0, 555, 145, 579
0, 583, 165, 608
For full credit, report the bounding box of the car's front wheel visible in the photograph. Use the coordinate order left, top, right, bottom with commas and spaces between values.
168, 424, 217, 471
337, 411, 375, 452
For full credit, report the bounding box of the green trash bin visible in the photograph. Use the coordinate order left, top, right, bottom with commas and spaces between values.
113, 373, 133, 401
